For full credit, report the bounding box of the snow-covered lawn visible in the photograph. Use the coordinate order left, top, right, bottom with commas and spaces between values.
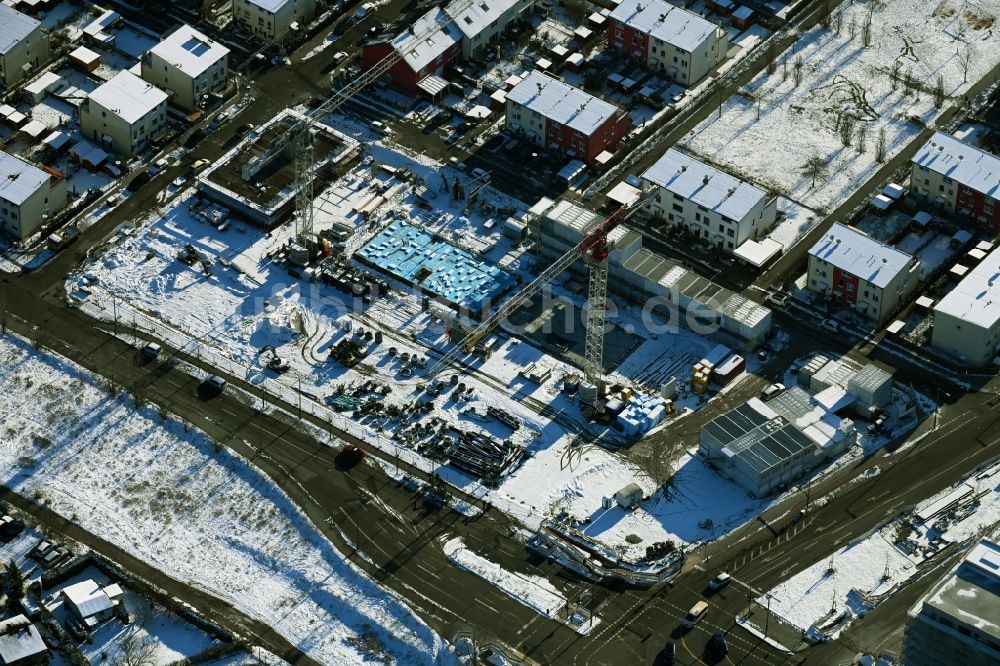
682, 0, 1000, 217
0, 334, 453, 665
762, 459, 1000, 639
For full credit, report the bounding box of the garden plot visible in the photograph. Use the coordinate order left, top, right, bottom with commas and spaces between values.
0, 334, 454, 665
762, 459, 1000, 640
682, 0, 1000, 217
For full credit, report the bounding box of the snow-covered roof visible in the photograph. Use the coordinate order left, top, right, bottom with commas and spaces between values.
149, 24, 229, 78
245, 0, 292, 12
734, 237, 782, 267
913, 131, 1000, 200
70, 45, 101, 64
0, 5, 40, 55
642, 148, 768, 223
808, 223, 915, 289
445, 0, 521, 40
87, 71, 167, 124
609, 0, 717, 52
391, 8, 461, 72
923, 539, 1000, 643
62, 580, 114, 619
934, 245, 1000, 330
0, 615, 46, 665
0, 149, 50, 206
507, 70, 622, 137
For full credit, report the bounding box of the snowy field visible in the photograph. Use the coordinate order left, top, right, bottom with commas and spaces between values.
682, 0, 1000, 220
0, 334, 454, 665
763, 459, 1000, 639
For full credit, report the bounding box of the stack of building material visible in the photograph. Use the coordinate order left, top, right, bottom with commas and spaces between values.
445, 430, 524, 483
616, 393, 670, 435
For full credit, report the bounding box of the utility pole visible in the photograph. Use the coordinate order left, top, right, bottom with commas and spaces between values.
765, 593, 772, 637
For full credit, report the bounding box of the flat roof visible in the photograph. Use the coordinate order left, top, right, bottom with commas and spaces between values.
934, 245, 1000, 330
392, 8, 462, 72
734, 237, 782, 267
808, 223, 914, 289
70, 45, 101, 63
924, 540, 1000, 643
88, 71, 167, 124
0, 149, 49, 206
642, 148, 768, 223
0, 5, 40, 55
150, 24, 229, 78
913, 131, 1000, 200
446, 0, 521, 40
610, 0, 717, 52
507, 70, 622, 137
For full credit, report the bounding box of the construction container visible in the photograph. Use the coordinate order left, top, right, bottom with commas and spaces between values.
698, 344, 732, 373
579, 381, 599, 405
605, 398, 626, 417
712, 354, 746, 387
660, 377, 678, 400
798, 354, 830, 388
692, 362, 706, 377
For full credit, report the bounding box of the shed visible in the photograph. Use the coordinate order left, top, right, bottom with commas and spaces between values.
915, 295, 935, 310
24, 71, 64, 104
731, 5, 754, 29
69, 46, 101, 73
951, 229, 973, 246
565, 52, 585, 70
949, 263, 969, 278
707, 0, 735, 15
536, 57, 552, 71
871, 194, 894, 212
734, 238, 782, 268
712, 354, 745, 386
587, 11, 606, 27
614, 483, 643, 509
573, 26, 593, 41
913, 211, 933, 227
42, 130, 71, 152
489, 89, 507, 109
883, 183, 906, 200
886, 320, 905, 335
19, 120, 47, 141
0, 615, 47, 666
606, 180, 641, 206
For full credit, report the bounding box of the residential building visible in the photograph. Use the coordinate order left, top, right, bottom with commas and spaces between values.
530, 197, 772, 343
699, 390, 856, 497
233, 0, 316, 40
361, 8, 463, 95
931, 245, 1000, 367
642, 148, 777, 252
506, 70, 630, 164
80, 71, 168, 157
608, 0, 727, 86
911, 131, 1000, 231
444, 0, 535, 59
141, 24, 229, 111
807, 223, 920, 324
0, 5, 49, 88
901, 539, 1000, 666
0, 149, 67, 241
61, 580, 124, 628
0, 615, 47, 666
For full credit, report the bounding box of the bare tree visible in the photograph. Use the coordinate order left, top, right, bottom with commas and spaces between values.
802, 154, 829, 189
934, 74, 946, 107
113, 630, 158, 666
793, 55, 805, 87
834, 10, 843, 34
820, 0, 834, 29
958, 44, 975, 84
861, 17, 872, 47
890, 61, 901, 92
875, 127, 887, 163
782, 56, 788, 82
848, 16, 857, 40
839, 114, 856, 147
857, 125, 867, 154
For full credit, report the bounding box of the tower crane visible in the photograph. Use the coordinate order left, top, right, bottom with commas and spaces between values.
239, 0, 480, 247
425, 191, 655, 388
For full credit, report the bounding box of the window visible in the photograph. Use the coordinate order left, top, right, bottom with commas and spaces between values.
695, 213, 701, 221
672, 203, 683, 213
673, 193, 683, 201
726, 229, 734, 237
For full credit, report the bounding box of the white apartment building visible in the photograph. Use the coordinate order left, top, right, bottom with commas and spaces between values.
642, 148, 777, 252
141, 24, 229, 112
80, 71, 168, 158
233, 0, 317, 40
0, 149, 67, 241
445, 0, 536, 59
931, 245, 1000, 367
0, 5, 49, 88
807, 223, 919, 324
901, 540, 1000, 666
608, 0, 727, 86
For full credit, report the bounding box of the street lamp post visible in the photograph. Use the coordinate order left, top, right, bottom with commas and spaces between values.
765, 593, 772, 638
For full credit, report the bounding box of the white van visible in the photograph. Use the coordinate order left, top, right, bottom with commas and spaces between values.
682, 601, 709, 629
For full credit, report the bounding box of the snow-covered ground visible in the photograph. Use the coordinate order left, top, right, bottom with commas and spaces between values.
0, 334, 455, 665
762, 459, 1000, 639
683, 0, 1000, 220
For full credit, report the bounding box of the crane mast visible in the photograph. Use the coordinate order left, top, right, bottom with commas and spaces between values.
425, 193, 653, 384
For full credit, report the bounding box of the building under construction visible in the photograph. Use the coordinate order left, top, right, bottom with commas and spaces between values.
197, 109, 360, 226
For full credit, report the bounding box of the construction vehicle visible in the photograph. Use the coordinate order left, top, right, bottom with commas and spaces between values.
425, 191, 655, 392
177, 244, 213, 276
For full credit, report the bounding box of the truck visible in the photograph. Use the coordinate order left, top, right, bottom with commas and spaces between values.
46, 227, 79, 250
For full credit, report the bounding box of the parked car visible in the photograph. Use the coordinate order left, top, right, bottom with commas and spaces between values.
0, 516, 24, 541
31, 540, 55, 559
140, 342, 161, 363
355, 2, 374, 19
369, 120, 390, 133
171, 175, 188, 189
200, 374, 226, 398
760, 383, 785, 402
448, 157, 467, 171
126, 171, 152, 192
707, 633, 728, 657
192, 158, 211, 171
821, 318, 840, 333
707, 572, 732, 592
42, 546, 71, 568
331, 51, 349, 66
470, 167, 490, 181
662, 640, 676, 665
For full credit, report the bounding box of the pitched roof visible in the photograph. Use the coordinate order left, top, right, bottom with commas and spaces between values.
609, 0, 717, 52
506, 70, 622, 136
642, 148, 768, 222
87, 71, 168, 124
808, 223, 915, 289
0, 150, 50, 206
0, 615, 46, 665
913, 131, 1000, 200
934, 245, 1000, 330
149, 24, 229, 78
62, 580, 114, 619
391, 8, 461, 72
245, 0, 292, 12
0, 5, 40, 55
445, 0, 521, 40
